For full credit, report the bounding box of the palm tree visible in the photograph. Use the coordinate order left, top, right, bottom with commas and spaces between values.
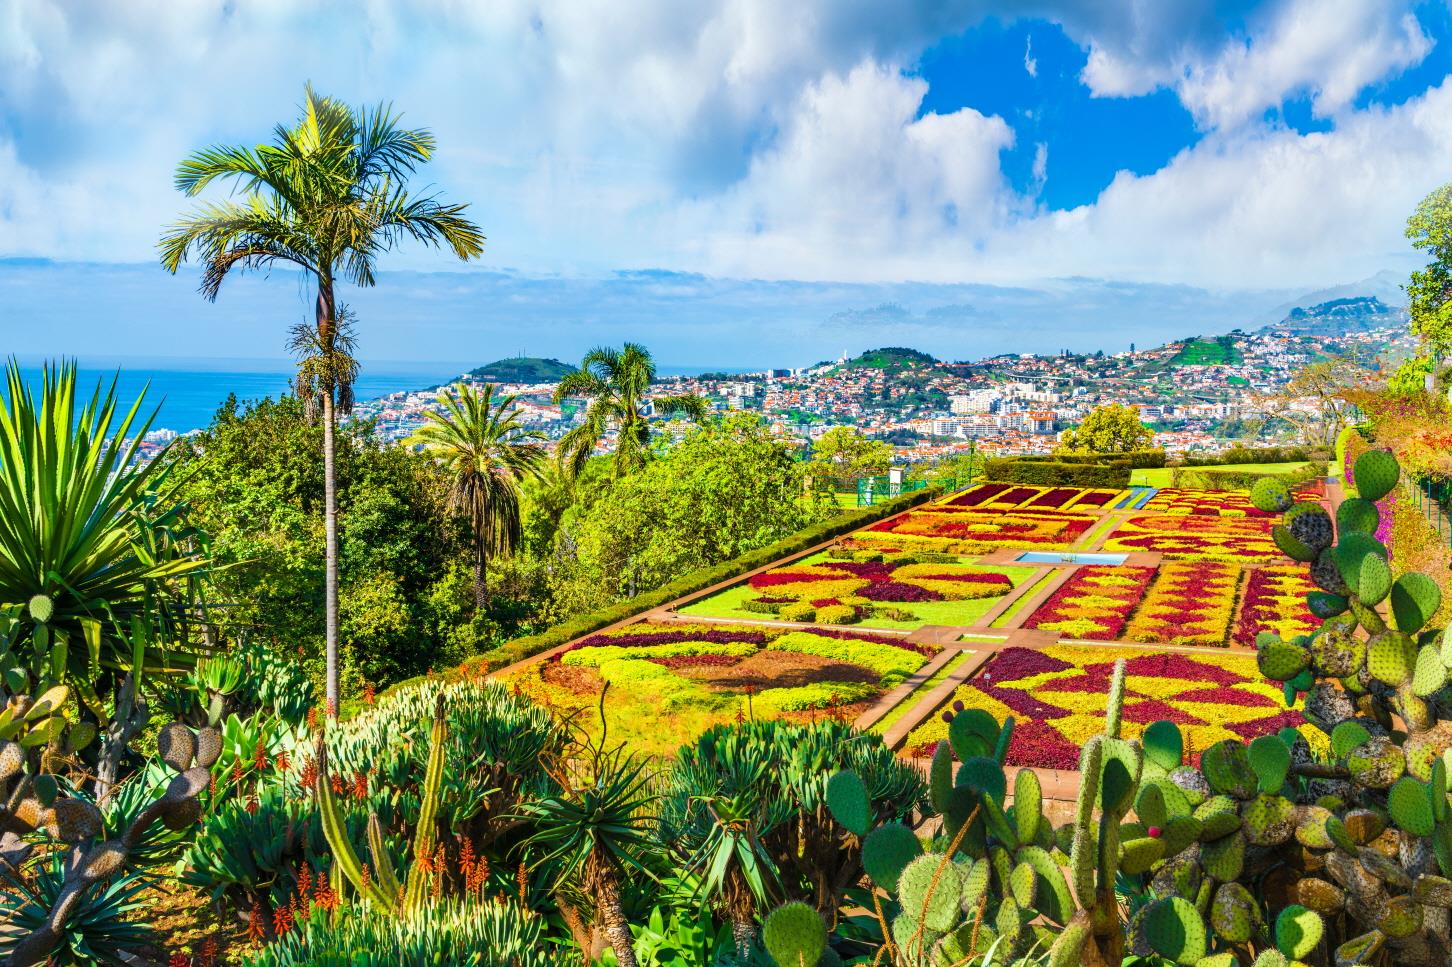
553, 343, 707, 478
158, 87, 485, 716
414, 382, 546, 605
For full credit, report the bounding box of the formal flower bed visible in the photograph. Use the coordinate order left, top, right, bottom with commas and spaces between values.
1143, 488, 1322, 517
945, 483, 1123, 511
745, 558, 1014, 603
503, 621, 933, 756
905, 645, 1325, 769
1122, 562, 1241, 648
1232, 564, 1317, 646
1022, 565, 1157, 639
1102, 513, 1282, 561
856, 507, 1096, 553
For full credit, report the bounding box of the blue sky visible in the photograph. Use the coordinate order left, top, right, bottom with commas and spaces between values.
2, 1, 1451, 369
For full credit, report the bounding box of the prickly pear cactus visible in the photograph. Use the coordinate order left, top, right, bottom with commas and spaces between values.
1241, 448, 1452, 965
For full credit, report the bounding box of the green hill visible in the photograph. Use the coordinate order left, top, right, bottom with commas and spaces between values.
461, 356, 575, 383
1171, 337, 1243, 367
842, 347, 938, 372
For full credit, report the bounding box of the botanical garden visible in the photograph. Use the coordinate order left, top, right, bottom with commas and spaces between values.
10, 90, 1452, 967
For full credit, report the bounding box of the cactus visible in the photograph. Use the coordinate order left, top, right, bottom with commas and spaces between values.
1393, 573, 1443, 634
1250, 477, 1294, 513
825, 769, 870, 837
1285, 502, 1334, 552
762, 902, 827, 967
1352, 449, 1400, 501
316, 693, 450, 913
1248, 735, 1290, 793
1141, 896, 1207, 965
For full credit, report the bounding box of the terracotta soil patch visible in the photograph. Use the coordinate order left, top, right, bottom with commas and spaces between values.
541, 660, 604, 696
680, 649, 879, 690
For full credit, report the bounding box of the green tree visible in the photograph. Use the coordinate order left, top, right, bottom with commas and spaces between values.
159, 87, 485, 715
1056, 403, 1155, 454
171, 396, 477, 692
808, 426, 893, 490
552, 414, 831, 612
553, 343, 707, 478
1406, 183, 1452, 355
415, 383, 546, 606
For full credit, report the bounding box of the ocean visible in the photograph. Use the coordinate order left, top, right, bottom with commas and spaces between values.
9, 360, 453, 435
8, 358, 756, 435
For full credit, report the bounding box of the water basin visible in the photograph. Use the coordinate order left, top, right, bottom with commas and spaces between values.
1015, 551, 1128, 565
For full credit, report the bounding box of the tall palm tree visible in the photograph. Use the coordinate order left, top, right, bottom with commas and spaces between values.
415, 382, 545, 605
158, 86, 485, 716
552, 343, 707, 478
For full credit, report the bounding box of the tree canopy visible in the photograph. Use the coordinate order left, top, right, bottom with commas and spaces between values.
1056, 403, 1155, 454
1407, 183, 1452, 355
808, 426, 894, 489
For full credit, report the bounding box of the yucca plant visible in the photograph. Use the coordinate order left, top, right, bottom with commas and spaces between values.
0, 854, 155, 967
0, 359, 210, 717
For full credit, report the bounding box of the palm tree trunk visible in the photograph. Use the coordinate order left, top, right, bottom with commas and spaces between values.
473, 542, 489, 607
594, 866, 637, 967
318, 281, 341, 719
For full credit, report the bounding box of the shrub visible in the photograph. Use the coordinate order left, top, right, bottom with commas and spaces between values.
741, 598, 784, 614
813, 604, 859, 625
779, 602, 817, 622
1172, 460, 1328, 492
873, 606, 915, 621
769, 631, 928, 685
852, 550, 884, 563
560, 640, 759, 668
751, 681, 878, 714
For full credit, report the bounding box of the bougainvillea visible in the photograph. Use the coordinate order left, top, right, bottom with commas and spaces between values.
1123, 561, 1240, 647
1232, 564, 1317, 646
1022, 565, 1156, 639
906, 645, 1326, 767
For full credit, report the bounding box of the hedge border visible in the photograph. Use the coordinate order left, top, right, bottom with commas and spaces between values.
1169, 460, 1328, 492
1181, 445, 1329, 467
453, 486, 943, 677
982, 459, 1130, 488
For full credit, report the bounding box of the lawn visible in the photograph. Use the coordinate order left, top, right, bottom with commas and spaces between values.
675, 552, 1038, 629
1129, 461, 1313, 487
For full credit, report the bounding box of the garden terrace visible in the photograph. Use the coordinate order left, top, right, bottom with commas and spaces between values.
482, 477, 1345, 780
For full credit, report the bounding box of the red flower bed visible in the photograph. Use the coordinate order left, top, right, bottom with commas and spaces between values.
1070, 490, 1117, 508
647, 654, 748, 669
946, 483, 1011, 507
859, 581, 942, 602
1005, 719, 1083, 770
978, 646, 1072, 679
1233, 565, 1317, 646
1028, 488, 1080, 509
804, 626, 939, 655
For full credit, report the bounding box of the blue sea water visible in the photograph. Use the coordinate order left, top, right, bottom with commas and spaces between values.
10, 360, 452, 435
8, 357, 756, 434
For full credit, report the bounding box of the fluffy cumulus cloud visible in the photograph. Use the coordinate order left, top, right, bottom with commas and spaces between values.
0, 0, 1447, 295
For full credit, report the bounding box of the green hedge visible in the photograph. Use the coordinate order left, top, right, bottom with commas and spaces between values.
1181, 445, 1329, 467
982, 459, 1130, 488
1170, 460, 1328, 492
1002, 449, 1165, 469
459, 486, 942, 674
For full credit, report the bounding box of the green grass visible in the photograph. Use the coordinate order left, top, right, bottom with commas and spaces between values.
676, 560, 1038, 630
990, 569, 1061, 628
1130, 462, 1312, 488
869, 651, 972, 735
1170, 337, 1244, 366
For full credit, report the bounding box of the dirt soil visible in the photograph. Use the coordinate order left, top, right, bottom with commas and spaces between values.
681, 650, 878, 690
541, 661, 604, 696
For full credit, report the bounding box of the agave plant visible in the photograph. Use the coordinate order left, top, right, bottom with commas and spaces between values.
0, 853, 155, 967
0, 360, 211, 717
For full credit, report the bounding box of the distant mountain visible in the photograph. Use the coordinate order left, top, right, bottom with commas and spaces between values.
840, 347, 939, 371
460, 356, 575, 383
1260, 296, 1408, 336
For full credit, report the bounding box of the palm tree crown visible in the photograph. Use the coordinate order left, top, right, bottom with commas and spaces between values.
552, 343, 707, 478
416, 383, 545, 604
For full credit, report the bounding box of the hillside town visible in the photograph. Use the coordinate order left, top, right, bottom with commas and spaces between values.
350, 300, 1412, 465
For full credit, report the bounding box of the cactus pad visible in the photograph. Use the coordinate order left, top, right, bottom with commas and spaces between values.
1346, 736, 1406, 788
1309, 548, 1350, 596
929, 741, 952, 815
898, 854, 962, 932
1272, 525, 1317, 563
27, 594, 53, 623
1366, 632, 1415, 686
958, 756, 1007, 805
1250, 477, 1294, 513
1388, 776, 1436, 836
157, 723, 196, 773
1413, 644, 1449, 697
1306, 590, 1350, 619
1248, 735, 1290, 793
1332, 532, 1390, 586
1210, 882, 1260, 943
1200, 741, 1258, 799
1330, 721, 1371, 760
1310, 626, 1363, 677
1355, 552, 1393, 605
825, 770, 870, 837
1392, 572, 1443, 634
1194, 795, 1242, 840
1241, 794, 1296, 847
861, 822, 921, 890
1142, 896, 1207, 965
1377, 894, 1423, 939
1273, 905, 1323, 960
1009, 861, 1036, 907
1257, 636, 1310, 682
1201, 830, 1247, 881
948, 708, 999, 762
1285, 502, 1334, 552
1336, 496, 1381, 536
1018, 845, 1072, 924
1120, 836, 1165, 874
1143, 720, 1183, 773
1013, 767, 1042, 845
1352, 449, 1399, 502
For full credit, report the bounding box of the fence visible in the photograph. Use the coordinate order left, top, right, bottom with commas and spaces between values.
849, 472, 976, 507
1409, 475, 1452, 548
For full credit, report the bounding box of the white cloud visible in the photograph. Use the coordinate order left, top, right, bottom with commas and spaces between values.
0, 0, 1446, 301
1023, 35, 1037, 77
1074, 0, 1431, 130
